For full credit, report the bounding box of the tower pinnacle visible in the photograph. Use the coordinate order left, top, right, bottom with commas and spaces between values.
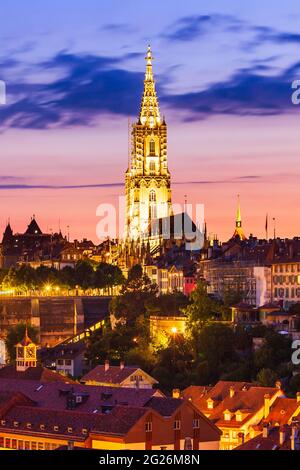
232, 195, 246, 240
139, 45, 161, 127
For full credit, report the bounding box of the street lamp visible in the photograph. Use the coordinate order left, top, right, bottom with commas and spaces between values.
171, 327, 177, 366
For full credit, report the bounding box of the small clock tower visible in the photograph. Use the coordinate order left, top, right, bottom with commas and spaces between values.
16, 326, 37, 372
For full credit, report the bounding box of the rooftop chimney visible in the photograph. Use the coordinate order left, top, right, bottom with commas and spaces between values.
262, 422, 269, 438
67, 441, 74, 451
104, 360, 109, 372
279, 426, 286, 446
120, 361, 125, 370
264, 394, 270, 419
229, 386, 235, 398
172, 389, 181, 399
275, 380, 282, 390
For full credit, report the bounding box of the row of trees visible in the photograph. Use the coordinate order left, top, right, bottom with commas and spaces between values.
0, 261, 124, 294
85, 278, 299, 394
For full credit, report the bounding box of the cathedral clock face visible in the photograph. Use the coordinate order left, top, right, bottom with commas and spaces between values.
26, 347, 35, 358
17, 347, 24, 358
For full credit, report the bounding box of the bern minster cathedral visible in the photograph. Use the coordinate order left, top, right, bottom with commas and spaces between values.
125, 46, 172, 241
122, 47, 202, 268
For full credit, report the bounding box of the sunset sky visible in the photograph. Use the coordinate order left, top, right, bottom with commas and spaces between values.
1, 0, 300, 242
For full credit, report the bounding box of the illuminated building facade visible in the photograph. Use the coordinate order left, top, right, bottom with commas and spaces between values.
125, 46, 172, 240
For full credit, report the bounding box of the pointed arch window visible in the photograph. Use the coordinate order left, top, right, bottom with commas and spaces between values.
149, 190, 157, 220
149, 160, 155, 173
149, 139, 155, 156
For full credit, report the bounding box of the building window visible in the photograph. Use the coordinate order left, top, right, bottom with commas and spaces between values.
149, 139, 155, 155
68, 427, 73, 433
149, 190, 157, 219
18, 441, 24, 450
145, 421, 152, 432
192, 419, 200, 429
149, 160, 155, 173
173, 420, 181, 430
207, 399, 214, 409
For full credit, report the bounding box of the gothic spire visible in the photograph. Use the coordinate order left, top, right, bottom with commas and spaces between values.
232, 195, 247, 240
139, 45, 161, 127
236, 194, 242, 228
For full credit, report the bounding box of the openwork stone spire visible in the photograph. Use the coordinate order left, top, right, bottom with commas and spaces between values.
139, 45, 161, 127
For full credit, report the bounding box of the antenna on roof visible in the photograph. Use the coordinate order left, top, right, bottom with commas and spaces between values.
128, 117, 131, 170
184, 194, 187, 212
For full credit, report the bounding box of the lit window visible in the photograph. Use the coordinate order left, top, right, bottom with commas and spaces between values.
193, 419, 200, 429
145, 421, 152, 432
173, 420, 181, 430
149, 139, 155, 155
207, 399, 214, 410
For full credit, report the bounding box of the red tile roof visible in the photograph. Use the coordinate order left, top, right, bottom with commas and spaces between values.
0, 378, 162, 413
183, 381, 281, 427
81, 364, 157, 385
235, 424, 300, 450
0, 365, 75, 383
0, 404, 149, 439
145, 397, 182, 417
267, 397, 300, 426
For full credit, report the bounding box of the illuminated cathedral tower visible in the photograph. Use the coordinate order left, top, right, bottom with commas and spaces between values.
125, 46, 172, 240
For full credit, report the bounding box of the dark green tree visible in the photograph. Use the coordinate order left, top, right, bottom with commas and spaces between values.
257, 368, 278, 387
75, 260, 94, 291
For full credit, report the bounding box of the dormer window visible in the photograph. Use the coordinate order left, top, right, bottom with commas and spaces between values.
1, 420, 6, 426
40, 424, 45, 430
207, 398, 214, 410
68, 427, 73, 433
26, 423, 32, 429
82, 428, 88, 435
224, 410, 232, 421
193, 419, 200, 429
54, 425, 59, 432
13, 421, 19, 428
236, 411, 243, 422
